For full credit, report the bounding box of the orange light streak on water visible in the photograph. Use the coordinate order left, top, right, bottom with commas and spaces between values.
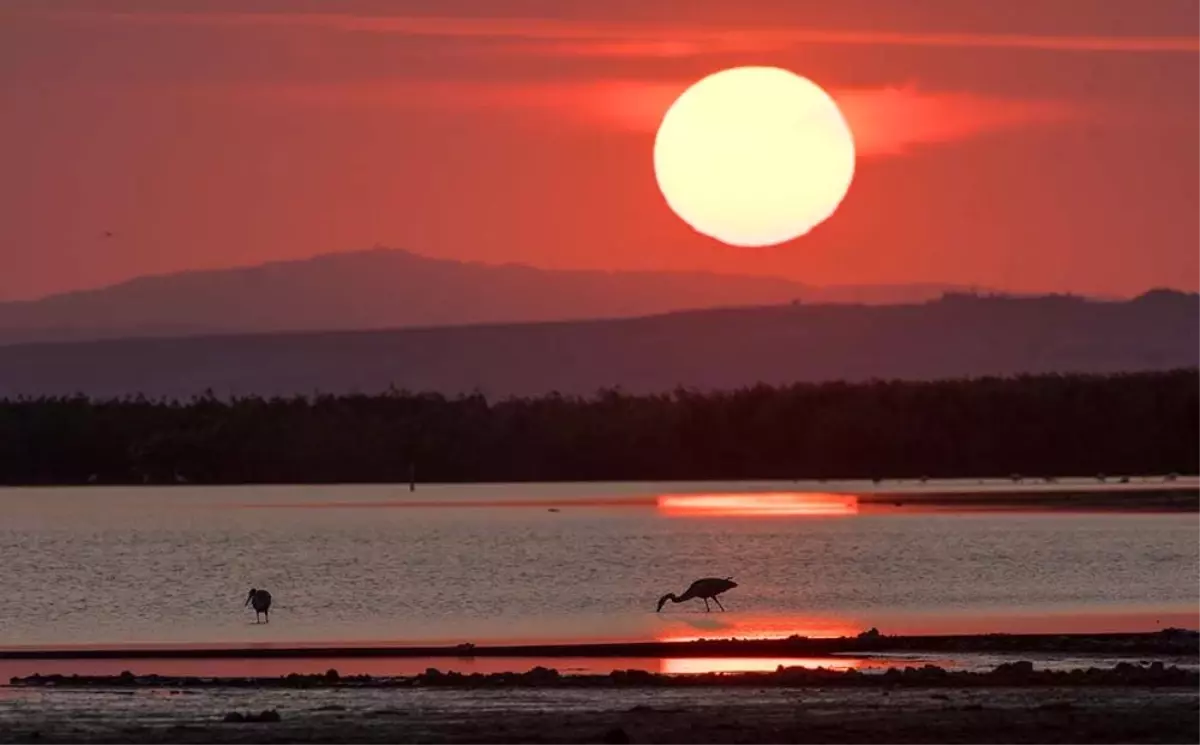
660, 657, 867, 674
657, 492, 859, 517
0, 655, 893, 681
655, 615, 863, 643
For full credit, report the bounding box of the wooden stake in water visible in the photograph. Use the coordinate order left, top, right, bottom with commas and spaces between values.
409, 463, 416, 492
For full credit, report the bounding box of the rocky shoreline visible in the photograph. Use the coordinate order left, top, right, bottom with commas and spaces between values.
11, 660, 1199, 690
5, 633, 1198, 743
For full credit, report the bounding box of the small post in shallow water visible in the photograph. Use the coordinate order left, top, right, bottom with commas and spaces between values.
409, 462, 416, 492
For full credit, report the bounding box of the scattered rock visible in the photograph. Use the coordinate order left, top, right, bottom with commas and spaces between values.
626, 704, 683, 714
223, 710, 281, 723
610, 669, 656, 685
365, 708, 407, 718
993, 660, 1035, 678
525, 666, 560, 684
601, 726, 631, 744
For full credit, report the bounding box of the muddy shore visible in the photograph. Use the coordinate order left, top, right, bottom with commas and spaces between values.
2, 670, 1197, 744
4, 633, 1197, 743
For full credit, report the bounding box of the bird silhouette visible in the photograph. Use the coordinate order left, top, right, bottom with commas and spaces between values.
656, 577, 738, 613
245, 588, 272, 623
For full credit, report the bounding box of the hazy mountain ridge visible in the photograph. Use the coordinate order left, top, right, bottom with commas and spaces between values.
0, 290, 1194, 401
0, 248, 990, 344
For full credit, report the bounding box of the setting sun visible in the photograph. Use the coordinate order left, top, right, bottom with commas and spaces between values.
653, 67, 856, 247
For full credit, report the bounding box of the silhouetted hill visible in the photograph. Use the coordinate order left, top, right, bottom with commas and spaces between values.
0, 248, 980, 344
0, 291, 1194, 400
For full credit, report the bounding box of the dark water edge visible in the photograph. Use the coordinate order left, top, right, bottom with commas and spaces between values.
4, 631, 1197, 661
8, 481, 1199, 513
859, 488, 1199, 512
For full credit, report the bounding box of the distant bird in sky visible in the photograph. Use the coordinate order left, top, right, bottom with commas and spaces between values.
245, 587, 272, 623
656, 577, 738, 613
100, 230, 115, 239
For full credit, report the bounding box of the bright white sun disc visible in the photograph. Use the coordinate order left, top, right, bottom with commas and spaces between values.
653, 67, 856, 247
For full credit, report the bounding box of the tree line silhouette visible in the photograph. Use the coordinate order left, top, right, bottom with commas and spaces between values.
0, 369, 1195, 485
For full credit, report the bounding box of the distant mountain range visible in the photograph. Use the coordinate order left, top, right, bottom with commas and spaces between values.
0, 290, 1193, 400
0, 248, 991, 344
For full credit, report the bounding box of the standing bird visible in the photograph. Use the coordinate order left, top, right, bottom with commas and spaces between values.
656, 577, 738, 613
245, 588, 272, 623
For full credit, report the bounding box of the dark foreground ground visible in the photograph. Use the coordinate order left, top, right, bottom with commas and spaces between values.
1, 686, 1196, 744
3, 661, 1198, 744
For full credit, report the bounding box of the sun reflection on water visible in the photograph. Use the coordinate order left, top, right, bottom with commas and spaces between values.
0, 654, 885, 680
657, 492, 859, 517
660, 657, 864, 674
655, 614, 863, 643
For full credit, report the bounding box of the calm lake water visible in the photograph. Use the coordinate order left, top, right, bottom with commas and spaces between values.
1, 481, 1197, 648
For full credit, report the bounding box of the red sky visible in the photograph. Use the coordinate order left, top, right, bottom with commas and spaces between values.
1, 0, 1196, 301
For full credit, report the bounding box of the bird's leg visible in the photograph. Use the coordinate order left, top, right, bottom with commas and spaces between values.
713, 596, 726, 612
264, 611, 269, 624
703, 598, 711, 612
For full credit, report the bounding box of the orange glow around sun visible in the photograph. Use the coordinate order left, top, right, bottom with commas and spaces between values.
656, 492, 859, 517
653, 66, 856, 247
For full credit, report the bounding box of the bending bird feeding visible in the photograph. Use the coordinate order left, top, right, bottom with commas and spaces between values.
656, 577, 738, 613
245, 587, 272, 624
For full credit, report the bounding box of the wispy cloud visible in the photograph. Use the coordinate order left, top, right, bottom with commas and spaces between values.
206, 78, 1085, 157
38, 10, 1200, 56
834, 86, 1082, 156
35, 8, 1099, 156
